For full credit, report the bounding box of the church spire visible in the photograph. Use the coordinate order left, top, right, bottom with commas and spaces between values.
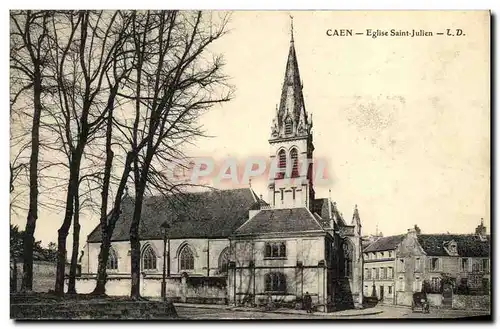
270, 19, 312, 140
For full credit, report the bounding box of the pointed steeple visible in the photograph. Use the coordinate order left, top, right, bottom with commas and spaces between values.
270, 17, 312, 140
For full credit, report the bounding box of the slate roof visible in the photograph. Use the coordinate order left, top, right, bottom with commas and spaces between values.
87, 188, 262, 242
417, 234, 490, 257
234, 208, 325, 236
363, 235, 405, 252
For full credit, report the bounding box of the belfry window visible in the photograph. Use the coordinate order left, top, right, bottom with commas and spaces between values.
290, 148, 299, 177
285, 117, 293, 135
277, 149, 286, 179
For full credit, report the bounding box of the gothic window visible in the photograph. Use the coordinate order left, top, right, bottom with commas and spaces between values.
218, 247, 230, 274
265, 272, 287, 292
142, 244, 157, 271
179, 245, 195, 271
290, 148, 299, 177
277, 149, 286, 179
285, 117, 293, 135
342, 241, 353, 278
264, 241, 286, 258
107, 247, 118, 270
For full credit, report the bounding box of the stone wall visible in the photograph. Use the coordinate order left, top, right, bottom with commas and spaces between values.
73, 274, 227, 304
396, 292, 443, 307
11, 261, 73, 293
452, 295, 490, 310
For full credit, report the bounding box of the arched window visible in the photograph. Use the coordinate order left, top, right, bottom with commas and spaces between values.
142, 244, 157, 271
342, 241, 353, 278
265, 272, 287, 292
277, 149, 286, 179
179, 245, 195, 271
285, 117, 293, 135
107, 247, 118, 270
218, 247, 230, 274
290, 148, 299, 178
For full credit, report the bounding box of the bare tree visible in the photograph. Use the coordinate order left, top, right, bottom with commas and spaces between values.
118, 10, 233, 299
10, 10, 52, 292
44, 10, 132, 295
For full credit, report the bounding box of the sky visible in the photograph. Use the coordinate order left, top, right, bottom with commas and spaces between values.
10, 10, 490, 247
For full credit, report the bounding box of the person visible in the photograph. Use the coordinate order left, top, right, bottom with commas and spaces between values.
303, 292, 312, 313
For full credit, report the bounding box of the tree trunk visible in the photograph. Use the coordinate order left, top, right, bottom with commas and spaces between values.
67, 190, 81, 294
129, 187, 146, 299
21, 66, 42, 292
55, 156, 81, 295
92, 102, 115, 295
93, 152, 133, 295
11, 257, 18, 293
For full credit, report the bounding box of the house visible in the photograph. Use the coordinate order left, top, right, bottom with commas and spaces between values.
395, 220, 490, 306
362, 235, 404, 304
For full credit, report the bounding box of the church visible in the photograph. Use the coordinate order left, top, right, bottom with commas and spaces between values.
77, 25, 363, 312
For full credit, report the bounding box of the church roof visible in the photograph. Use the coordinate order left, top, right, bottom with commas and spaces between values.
233, 207, 325, 236
87, 188, 263, 242
417, 234, 490, 257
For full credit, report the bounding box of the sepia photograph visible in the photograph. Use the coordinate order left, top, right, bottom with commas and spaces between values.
9, 10, 491, 320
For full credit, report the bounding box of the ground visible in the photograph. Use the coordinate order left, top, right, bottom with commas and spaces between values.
175, 304, 491, 320
10, 293, 490, 320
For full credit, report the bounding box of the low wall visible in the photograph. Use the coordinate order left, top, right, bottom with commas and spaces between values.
11, 299, 177, 320
427, 294, 442, 307
11, 261, 74, 293
73, 274, 227, 304
395, 292, 490, 311
395, 291, 412, 306
452, 295, 490, 311
395, 292, 442, 307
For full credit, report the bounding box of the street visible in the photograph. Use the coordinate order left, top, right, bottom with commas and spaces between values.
175, 305, 491, 320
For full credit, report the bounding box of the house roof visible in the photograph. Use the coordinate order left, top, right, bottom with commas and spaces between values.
87, 188, 263, 243
233, 207, 325, 236
363, 235, 405, 252
417, 234, 490, 257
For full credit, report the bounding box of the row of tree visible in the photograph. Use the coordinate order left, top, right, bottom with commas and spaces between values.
10, 10, 232, 298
